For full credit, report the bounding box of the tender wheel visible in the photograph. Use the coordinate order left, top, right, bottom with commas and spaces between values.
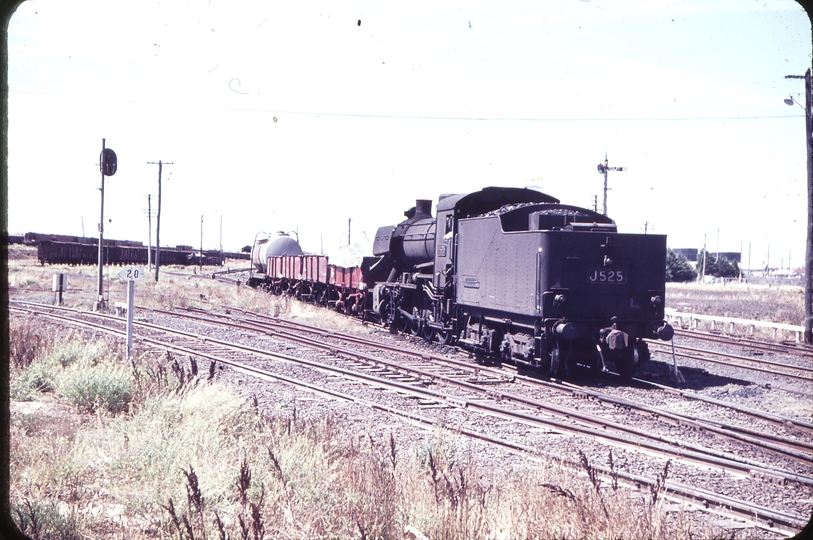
617, 341, 641, 380
551, 344, 560, 377
500, 338, 513, 364
550, 339, 567, 379
421, 325, 437, 342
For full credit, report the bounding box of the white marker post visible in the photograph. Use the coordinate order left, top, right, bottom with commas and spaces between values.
118, 266, 144, 359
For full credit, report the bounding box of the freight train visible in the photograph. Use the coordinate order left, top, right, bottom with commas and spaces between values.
35, 240, 228, 267
27, 234, 249, 267
248, 186, 673, 379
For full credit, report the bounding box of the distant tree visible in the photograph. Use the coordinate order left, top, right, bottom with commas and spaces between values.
666, 249, 697, 282
715, 256, 740, 278
696, 249, 740, 278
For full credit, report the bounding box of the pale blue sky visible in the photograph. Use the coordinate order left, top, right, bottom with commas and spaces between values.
7, 1, 811, 270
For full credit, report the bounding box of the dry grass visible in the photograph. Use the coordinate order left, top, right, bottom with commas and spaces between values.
8, 315, 715, 539
6, 249, 370, 335
5, 250, 774, 538
666, 282, 804, 325
666, 282, 805, 342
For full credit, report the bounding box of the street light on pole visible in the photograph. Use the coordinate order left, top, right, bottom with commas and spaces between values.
784, 67, 813, 343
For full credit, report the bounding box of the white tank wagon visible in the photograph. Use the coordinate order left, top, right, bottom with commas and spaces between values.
250, 232, 303, 273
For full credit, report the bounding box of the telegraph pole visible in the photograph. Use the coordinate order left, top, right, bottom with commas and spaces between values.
147, 161, 173, 281
200, 214, 204, 273
144, 194, 155, 271
596, 153, 626, 216
148, 195, 152, 270
785, 68, 813, 343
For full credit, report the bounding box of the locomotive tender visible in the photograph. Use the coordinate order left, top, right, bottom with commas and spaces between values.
252, 186, 674, 378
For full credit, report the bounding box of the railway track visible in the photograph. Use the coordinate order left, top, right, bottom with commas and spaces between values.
647, 339, 813, 383
188, 305, 813, 456
674, 327, 813, 359
9, 300, 812, 535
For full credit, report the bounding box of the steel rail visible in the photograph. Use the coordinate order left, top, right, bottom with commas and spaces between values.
15, 299, 813, 453
647, 341, 813, 382
8, 302, 808, 535
59, 302, 811, 485
200, 311, 813, 465
674, 327, 813, 358
184, 305, 813, 458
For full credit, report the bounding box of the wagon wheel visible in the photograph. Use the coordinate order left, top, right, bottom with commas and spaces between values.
617, 341, 640, 380
312, 289, 324, 306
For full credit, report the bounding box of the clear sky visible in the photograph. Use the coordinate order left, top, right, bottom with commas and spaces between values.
6, 1, 811, 271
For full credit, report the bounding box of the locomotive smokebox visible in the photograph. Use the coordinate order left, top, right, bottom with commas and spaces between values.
373, 199, 437, 267
398, 200, 436, 266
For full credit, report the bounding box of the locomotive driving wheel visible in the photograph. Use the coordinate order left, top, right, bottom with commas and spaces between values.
436, 327, 455, 345
419, 309, 437, 342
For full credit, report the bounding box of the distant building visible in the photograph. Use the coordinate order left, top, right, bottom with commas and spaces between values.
717, 252, 741, 263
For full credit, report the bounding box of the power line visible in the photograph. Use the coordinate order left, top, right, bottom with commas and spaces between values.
9, 89, 803, 122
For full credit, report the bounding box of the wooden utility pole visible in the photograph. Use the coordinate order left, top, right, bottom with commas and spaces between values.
147, 160, 173, 281
145, 194, 153, 270
785, 69, 813, 343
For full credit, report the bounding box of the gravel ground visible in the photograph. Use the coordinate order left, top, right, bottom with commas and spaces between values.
132, 308, 813, 538
9, 275, 813, 538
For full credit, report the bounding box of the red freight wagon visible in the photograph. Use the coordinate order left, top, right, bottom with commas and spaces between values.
330, 265, 362, 289
302, 255, 329, 284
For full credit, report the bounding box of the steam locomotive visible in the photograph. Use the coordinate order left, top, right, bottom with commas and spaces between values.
249, 186, 673, 379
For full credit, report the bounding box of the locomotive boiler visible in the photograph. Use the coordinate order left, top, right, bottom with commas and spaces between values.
367, 186, 673, 378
